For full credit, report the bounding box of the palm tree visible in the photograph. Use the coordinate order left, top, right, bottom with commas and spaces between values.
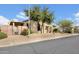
32, 6, 41, 29
24, 6, 54, 34
30, 6, 42, 32
41, 7, 54, 33
24, 6, 41, 33
24, 9, 30, 35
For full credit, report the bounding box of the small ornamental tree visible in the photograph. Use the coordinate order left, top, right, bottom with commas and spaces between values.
58, 19, 73, 33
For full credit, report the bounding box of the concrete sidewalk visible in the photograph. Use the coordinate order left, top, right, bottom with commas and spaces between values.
0, 33, 78, 47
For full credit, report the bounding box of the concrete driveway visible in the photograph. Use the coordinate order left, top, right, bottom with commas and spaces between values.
0, 35, 79, 54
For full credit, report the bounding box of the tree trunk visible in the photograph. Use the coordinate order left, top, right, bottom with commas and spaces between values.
42, 22, 44, 33
41, 22, 43, 33
43, 23, 44, 33
37, 21, 41, 33
29, 20, 32, 34
27, 21, 31, 35
62, 27, 64, 33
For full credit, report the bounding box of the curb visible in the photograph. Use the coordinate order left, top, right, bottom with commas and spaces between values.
51, 34, 79, 40
0, 34, 79, 48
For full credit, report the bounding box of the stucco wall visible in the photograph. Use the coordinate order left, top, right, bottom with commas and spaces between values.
1, 25, 28, 35
1, 25, 13, 35
0, 22, 53, 35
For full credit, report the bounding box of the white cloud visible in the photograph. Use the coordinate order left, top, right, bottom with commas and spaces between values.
74, 12, 79, 26
16, 15, 26, 19
74, 12, 79, 17
0, 16, 10, 25
12, 19, 19, 22
19, 12, 25, 16
16, 12, 29, 21
16, 12, 26, 19
74, 17, 79, 26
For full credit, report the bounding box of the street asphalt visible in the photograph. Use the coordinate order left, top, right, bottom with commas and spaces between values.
0, 35, 79, 54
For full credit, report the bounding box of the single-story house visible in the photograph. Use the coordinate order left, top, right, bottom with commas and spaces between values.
0, 20, 53, 35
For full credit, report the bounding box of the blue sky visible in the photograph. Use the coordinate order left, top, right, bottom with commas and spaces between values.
0, 4, 28, 19
30, 4, 79, 26
0, 4, 29, 25
0, 4, 79, 26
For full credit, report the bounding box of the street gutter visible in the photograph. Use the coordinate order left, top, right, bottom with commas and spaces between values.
0, 34, 79, 48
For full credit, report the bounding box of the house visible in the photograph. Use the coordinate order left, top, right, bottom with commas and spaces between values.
0, 20, 53, 35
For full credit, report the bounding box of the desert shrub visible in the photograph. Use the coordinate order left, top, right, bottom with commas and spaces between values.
20, 29, 33, 36
53, 28, 59, 33
73, 27, 79, 33
20, 29, 28, 36
0, 32, 7, 39
0, 28, 1, 32
30, 29, 34, 34
63, 28, 72, 33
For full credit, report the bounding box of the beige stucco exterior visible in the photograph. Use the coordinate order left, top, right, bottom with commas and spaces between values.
0, 21, 53, 35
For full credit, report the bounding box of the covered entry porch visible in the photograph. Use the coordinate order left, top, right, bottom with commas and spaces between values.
10, 22, 28, 35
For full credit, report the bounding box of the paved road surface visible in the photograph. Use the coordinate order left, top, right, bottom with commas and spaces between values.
0, 35, 79, 54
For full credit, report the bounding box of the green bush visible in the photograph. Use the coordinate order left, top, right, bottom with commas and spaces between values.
20, 29, 28, 36
30, 29, 33, 34
20, 29, 33, 36
74, 27, 79, 33
0, 32, 7, 39
0, 28, 1, 32
63, 28, 72, 33
53, 28, 59, 33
